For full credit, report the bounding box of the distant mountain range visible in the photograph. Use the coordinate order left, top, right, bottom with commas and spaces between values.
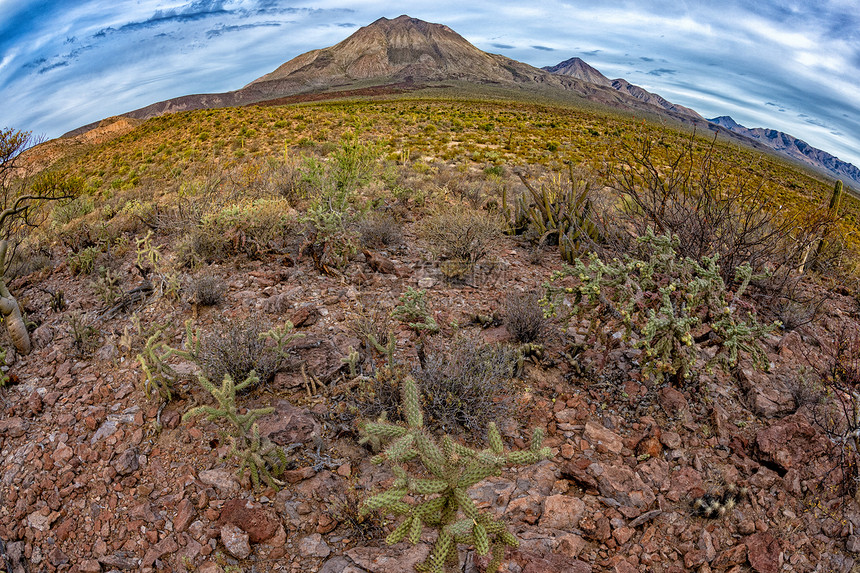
64, 15, 858, 188
707, 116, 860, 187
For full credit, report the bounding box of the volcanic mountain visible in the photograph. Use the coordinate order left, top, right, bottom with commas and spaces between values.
66, 15, 703, 136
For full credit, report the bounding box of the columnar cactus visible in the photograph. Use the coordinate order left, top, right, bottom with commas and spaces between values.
359, 376, 552, 573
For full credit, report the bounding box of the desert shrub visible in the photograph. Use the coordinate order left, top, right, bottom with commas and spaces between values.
504, 291, 548, 343
808, 328, 860, 502
51, 195, 95, 227
67, 311, 100, 357
413, 337, 517, 435
197, 317, 284, 386
357, 211, 402, 248
543, 229, 776, 386
189, 274, 224, 306
419, 204, 501, 277
68, 245, 100, 276
606, 131, 832, 286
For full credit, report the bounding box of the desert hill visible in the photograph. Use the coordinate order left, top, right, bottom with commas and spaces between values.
2, 15, 860, 573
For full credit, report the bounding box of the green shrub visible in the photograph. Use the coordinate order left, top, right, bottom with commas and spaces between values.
392, 288, 439, 334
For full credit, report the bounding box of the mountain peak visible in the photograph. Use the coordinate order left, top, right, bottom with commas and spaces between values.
708, 115, 744, 130
543, 57, 612, 87
244, 14, 558, 90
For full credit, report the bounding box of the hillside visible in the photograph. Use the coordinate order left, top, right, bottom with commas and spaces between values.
2, 92, 860, 573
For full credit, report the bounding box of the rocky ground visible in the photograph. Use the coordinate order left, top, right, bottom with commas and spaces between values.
1, 217, 859, 573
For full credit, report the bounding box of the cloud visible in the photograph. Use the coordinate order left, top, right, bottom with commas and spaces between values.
491, 43, 515, 50
532, 45, 554, 51
206, 21, 283, 39
646, 68, 676, 76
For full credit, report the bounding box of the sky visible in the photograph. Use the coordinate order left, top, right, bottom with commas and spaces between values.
1, 0, 859, 166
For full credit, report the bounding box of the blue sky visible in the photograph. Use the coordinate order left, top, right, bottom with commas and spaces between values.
1, 1, 859, 167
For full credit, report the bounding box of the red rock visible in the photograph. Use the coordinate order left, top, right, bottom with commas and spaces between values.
27, 392, 43, 415
538, 495, 585, 530
684, 549, 706, 569
79, 558, 102, 572
513, 550, 591, 573
755, 413, 829, 472
747, 532, 781, 573
658, 387, 688, 416
173, 498, 195, 533
613, 526, 635, 545
0, 417, 27, 437
594, 463, 656, 509
220, 524, 251, 559
283, 466, 317, 483
584, 421, 623, 454
219, 498, 281, 543
713, 544, 748, 569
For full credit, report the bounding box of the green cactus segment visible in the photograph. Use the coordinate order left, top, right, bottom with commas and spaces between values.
830, 180, 844, 212
402, 376, 424, 428
358, 376, 553, 573
488, 422, 504, 455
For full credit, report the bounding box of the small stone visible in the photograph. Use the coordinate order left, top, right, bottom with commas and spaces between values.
747, 532, 782, 573
0, 417, 27, 437
79, 559, 102, 572
848, 535, 860, 554
336, 462, 351, 478
613, 526, 635, 545
198, 469, 239, 493
28, 392, 43, 415
112, 447, 140, 475
174, 498, 196, 533
660, 431, 681, 449
298, 533, 331, 558
221, 524, 251, 559
584, 421, 623, 454
219, 498, 281, 543
538, 495, 585, 530
417, 277, 436, 289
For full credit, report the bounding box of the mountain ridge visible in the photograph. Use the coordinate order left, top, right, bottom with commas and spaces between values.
708, 116, 860, 187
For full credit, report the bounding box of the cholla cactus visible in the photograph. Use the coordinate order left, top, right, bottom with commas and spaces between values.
543, 228, 775, 385
392, 288, 439, 334
359, 376, 552, 573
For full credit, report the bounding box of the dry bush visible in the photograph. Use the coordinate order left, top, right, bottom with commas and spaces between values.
189, 274, 224, 307
356, 211, 402, 248
197, 317, 284, 386
419, 204, 501, 269
413, 337, 517, 435
605, 131, 833, 287
504, 291, 548, 343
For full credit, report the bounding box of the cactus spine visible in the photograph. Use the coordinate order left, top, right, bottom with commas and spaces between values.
359, 376, 552, 573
